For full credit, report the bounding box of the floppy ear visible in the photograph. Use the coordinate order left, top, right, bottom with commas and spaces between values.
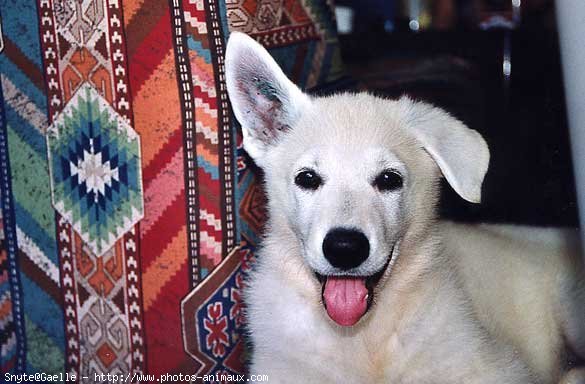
404, 98, 490, 203
225, 32, 311, 165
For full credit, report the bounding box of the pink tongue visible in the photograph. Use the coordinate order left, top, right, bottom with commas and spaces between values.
323, 277, 368, 326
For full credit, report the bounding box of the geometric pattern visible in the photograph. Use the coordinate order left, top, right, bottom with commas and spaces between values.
0, 87, 26, 373
47, 83, 143, 257
170, 0, 203, 286
177, 0, 234, 282
37, 0, 145, 379
0, 0, 342, 378
73, 236, 131, 378
105, 0, 147, 376
2, 1, 65, 374
127, 0, 191, 375
226, 0, 320, 48
181, 244, 255, 376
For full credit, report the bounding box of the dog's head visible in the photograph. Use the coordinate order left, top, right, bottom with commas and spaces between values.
226, 32, 489, 327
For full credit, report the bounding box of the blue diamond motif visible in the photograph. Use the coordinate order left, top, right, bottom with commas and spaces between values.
47, 83, 143, 256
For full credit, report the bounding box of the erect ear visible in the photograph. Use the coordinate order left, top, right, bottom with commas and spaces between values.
403, 98, 490, 203
225, 32, 311, 165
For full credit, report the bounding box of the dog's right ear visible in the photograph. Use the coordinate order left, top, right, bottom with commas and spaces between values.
403, 98, 490, 204
226, 32, 311, 165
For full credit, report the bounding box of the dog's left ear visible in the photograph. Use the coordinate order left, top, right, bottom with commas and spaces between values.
225, 32, 311, 165
405, 99, 490, 203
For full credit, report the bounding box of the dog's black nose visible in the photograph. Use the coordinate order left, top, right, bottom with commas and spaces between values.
322, 228, 369, 270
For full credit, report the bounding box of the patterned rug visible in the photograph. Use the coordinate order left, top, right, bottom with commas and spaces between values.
0, 0, 342, 378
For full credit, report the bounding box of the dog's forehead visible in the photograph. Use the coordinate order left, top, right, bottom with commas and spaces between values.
298, 94, 413, 143
284, 93, 420, 168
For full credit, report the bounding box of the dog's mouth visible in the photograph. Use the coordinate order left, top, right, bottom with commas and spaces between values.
315, 251, 393, 327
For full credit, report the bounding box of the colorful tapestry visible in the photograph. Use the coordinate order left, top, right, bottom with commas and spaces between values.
0, 0, 342, 379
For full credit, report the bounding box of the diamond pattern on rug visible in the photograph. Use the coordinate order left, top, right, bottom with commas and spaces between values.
47, 83, 143, 257
227, 0, 320, 48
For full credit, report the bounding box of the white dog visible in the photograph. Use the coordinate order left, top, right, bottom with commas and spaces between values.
225, 32, 585, 384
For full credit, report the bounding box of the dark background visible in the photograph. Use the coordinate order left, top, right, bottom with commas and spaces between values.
328, 0, 577, 226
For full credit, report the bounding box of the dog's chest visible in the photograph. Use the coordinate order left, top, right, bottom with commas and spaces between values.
259, 308, 443, 383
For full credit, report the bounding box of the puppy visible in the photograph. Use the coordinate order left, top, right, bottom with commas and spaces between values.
225, 32, 585, 384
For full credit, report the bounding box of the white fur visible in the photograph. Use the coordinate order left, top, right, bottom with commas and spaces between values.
225, 32, 585, 384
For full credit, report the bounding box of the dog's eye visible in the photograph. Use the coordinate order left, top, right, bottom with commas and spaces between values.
295, 170, 322, 190
374, 170, 403, 192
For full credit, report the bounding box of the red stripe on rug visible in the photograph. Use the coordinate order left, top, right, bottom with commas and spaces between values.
142, 258, 189, 374
142, 128, 183, 188
193, 84, 218, 110
140, 188, 187, 272
197, 168, 221, 209
2, 38, 45, 90
141, 150, 185, 235
123, 0, 168, 58
128, 9, 174, 98
127, 1, 190, 375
